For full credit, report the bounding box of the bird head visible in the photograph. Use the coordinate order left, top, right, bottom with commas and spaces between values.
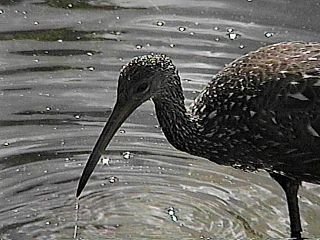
76, 54, 176, 197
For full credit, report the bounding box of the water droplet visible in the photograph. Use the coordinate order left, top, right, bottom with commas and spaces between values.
178, 26, 186, 32
119, 129, 126, 134
169, 43, 175, 48
108, 176, 119, 183
86, 52, 93, 56
45, 221, 50, 225
0, 9, 4, 14
168, 207, 175, 216
214, 37, 220, 42
227, 32, 240, 40
213, 26, 219, 30
167, 207, 178, 222
3, 142, 10, 146
189, 32, 194, 35
88, 66, 95, 71
46, 107, 51, 111
227, 27, 234, 33
74, 114, 81, 119
171, 215, 178, 222
57, 39, 63, 43
122, 151, 133, 159
67, 3, 73, 8
136, 45, 142, 49
100, 156, 110, 166
156, 21, 165, 26
116, 16, 120, 20
247, 0, 252, 2
239, 44, 245, 49
34, 59, 39, 63
34, 21, 39, 25
77, 20, 82, 24
264, 32, 274, 38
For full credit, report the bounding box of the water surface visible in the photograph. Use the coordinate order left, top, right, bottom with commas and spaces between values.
0, 0, 320, 239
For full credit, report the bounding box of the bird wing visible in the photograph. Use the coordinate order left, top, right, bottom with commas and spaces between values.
189, 42, 320, 177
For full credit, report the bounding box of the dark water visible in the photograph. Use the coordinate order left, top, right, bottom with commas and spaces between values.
0, 0, 320, 239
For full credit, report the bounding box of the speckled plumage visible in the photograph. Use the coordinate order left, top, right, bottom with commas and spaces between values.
77, 42, 320, 238
141, 42, 320, 183
186, 42, 320, 180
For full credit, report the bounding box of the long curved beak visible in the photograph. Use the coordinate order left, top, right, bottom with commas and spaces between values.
76, 100, 138, 197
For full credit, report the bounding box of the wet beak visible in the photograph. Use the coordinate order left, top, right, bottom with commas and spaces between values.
76, 100, 138, 197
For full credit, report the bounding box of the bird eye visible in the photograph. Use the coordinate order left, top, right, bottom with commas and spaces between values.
136, 83, 149, 93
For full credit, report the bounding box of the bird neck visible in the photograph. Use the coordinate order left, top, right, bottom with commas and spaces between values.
152, 75, 202, 155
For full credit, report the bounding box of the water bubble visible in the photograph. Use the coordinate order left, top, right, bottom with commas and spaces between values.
167, 207, 178, 222
46, 107, 51, 111
214, 37, 220, 42
34, 21, 39, 25
227, 32, 240, 40
227, 27, 234, 33
178, 26, 186, 32
86, 52, 93, 56
171, 215, 178, 222
264, 32, 274, 38
0, 9, 4, 14
67, 3, 73, 8
116, 16, 120, 20
239, 44, 245, 49
77, 20, 82, 24
136, 45, 142, 49
34, 59, 39, 63
247, 0, 253, 2
57, 39, 63, 43
87, 66, 95, 71
3, 142, 10, 146
100, 156, 110, 166
108, 176, 119, 183
168, 207, 175, 216
156, 21, 165, 26
74, 114, 81, 119
122, 151, 133, 159
169, 43, 175, 48
45, 221, 50, 225
213, 26, 219, 31
119, 129, 126, 134
189, 32, 194, 35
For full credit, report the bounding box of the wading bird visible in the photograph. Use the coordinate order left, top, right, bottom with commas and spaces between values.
77, 42, 320, 239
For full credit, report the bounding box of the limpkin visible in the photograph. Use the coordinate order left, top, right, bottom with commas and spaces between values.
77, 42, 320, 238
